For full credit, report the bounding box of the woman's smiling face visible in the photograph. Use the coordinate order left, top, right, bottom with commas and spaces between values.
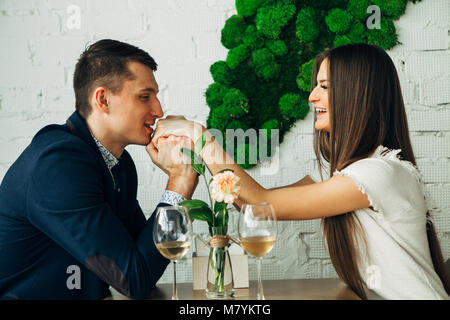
309, 59, 330, 132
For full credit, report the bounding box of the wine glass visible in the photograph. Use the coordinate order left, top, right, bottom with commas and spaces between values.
238, 202, 277, 300
153, 205, 192, 300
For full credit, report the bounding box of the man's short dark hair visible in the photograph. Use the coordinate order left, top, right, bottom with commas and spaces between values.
73, 39, 157, 119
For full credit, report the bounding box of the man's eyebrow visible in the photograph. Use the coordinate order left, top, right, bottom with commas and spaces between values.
139, 87, 159, 93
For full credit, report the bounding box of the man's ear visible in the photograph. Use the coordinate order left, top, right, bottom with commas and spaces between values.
92, 87, 109, 115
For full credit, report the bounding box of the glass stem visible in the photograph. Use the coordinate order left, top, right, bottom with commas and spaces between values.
172, 260, 178, 300
257, 257, 265, 300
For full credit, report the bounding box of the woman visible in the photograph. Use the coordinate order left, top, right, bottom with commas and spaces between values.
151, 43, 450, 300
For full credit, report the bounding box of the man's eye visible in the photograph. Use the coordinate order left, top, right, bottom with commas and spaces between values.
140, 96, 150, 100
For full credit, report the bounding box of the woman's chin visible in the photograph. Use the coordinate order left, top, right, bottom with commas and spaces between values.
314, 113, 329, 130
315, 121, 326, 131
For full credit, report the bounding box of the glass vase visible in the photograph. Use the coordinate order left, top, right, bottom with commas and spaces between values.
205, 227, 235, 299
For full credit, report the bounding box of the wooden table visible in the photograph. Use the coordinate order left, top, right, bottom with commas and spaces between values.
110, 278, 360, 300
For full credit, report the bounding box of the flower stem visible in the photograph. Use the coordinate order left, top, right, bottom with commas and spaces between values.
203, 173, 214, 211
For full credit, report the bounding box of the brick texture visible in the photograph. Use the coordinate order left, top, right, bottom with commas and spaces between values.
0, 0, 449, 285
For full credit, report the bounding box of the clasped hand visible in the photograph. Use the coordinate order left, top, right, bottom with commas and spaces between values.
149, 115, 207, 171
145, 116, 204, 198
151, 116, 205, 145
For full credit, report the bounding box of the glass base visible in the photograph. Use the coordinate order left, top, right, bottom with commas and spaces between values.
205, 240, 235, 300
205, 288, 235, 300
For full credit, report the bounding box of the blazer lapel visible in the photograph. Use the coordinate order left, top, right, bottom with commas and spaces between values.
65, 111, 118, 211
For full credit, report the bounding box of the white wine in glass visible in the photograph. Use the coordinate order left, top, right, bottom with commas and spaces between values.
153, 206, 192, 300
156, 241, 191, 261
240, 235, 276, 257
238, 203, 277, 300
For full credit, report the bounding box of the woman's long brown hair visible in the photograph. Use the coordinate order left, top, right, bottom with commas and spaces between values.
312, 43, 450, 299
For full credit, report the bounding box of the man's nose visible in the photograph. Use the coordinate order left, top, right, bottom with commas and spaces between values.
152, 98, 164, 118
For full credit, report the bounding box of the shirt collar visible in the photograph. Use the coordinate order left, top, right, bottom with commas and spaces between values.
90, 134, 119, 170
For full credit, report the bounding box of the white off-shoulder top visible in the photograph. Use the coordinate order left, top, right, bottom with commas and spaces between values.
333, 145, 449, 300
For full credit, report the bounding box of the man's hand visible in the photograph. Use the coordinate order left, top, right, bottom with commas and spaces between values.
146, 135, 199, 199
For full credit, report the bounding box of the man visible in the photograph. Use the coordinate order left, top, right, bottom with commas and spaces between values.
0, 39, 198, 299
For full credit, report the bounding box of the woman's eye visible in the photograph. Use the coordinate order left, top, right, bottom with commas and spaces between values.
320, 85, 328, 90
140, 96, 149, 100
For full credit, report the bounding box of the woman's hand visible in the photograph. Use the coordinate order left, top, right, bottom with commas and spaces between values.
152, 117, 205, 146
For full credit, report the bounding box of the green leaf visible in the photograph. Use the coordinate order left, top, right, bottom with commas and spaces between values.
180, 147, 205, 175
188, 208, 214, 226
180, 147, 202, 165
214, 201, 227, 214
180, 146, 194, 161
179, 200, 214, 226
215, 208, 228, 231
192, 163, 206, 175
179, 199, 210, 210
195, 133, 207, 155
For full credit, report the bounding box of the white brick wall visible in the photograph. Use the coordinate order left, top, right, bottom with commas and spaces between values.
0, 0, 449, 285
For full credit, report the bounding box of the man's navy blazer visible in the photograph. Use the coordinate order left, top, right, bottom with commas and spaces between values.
0, 111, 170, 299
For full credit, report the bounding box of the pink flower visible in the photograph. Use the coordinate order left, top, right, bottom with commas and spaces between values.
210, 171, 240, 204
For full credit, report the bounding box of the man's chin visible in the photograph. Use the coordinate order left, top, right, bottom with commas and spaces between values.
130, 137, 152, 147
